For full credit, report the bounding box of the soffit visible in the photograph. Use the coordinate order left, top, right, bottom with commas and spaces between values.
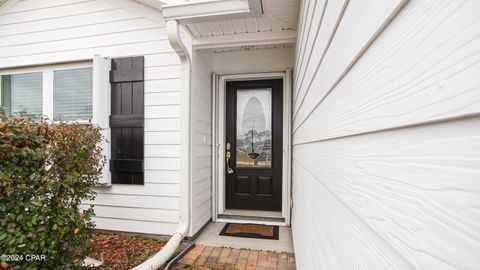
184, 0, 299, 38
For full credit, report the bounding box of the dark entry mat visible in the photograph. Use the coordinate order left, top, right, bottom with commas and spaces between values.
219, 223, 279, 240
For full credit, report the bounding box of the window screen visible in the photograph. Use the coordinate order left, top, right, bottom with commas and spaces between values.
53, 68, 93, 121
1, 72, 43, 118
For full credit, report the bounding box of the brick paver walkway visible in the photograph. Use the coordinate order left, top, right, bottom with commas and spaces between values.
170, 245, 296, 270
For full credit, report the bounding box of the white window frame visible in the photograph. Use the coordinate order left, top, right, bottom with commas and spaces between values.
0, 61, 93, 122
0, 57, 112, 185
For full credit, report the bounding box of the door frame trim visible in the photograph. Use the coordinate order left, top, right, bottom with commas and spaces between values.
212, 70, 292, 226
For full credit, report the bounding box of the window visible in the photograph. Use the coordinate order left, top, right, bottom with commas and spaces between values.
1, 72, 43, 118
1, 66, 93, 121
0, 58, 111, 185
54, 68, 93, 121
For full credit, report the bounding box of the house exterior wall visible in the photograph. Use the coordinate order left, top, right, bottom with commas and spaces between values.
0, 0, 183, 235
190, 49, 213, 235
292, 0, 480, 269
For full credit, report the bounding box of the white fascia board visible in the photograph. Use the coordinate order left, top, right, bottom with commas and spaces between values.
192, 30, 297, 49
135, 0, 164, 10
162, 0, 263, 24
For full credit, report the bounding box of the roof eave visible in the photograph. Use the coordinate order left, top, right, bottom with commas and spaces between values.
162, 0, 263, 24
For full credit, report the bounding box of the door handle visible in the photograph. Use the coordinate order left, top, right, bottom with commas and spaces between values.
226, 143, 234, 174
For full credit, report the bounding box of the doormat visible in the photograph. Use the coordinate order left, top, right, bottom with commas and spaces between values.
219, 223, 279, 240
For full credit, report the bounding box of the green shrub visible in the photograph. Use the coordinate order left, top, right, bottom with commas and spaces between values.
0, 112, 105, 269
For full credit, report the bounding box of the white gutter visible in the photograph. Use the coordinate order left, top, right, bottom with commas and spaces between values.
131, 19, 192, 270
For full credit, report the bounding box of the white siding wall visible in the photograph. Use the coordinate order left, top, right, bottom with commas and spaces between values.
190, 49, 213, 235
0, 0, 182, 235
292, 0, 480, 269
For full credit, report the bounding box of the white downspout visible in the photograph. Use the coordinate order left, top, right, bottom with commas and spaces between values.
132, 19, 192, 270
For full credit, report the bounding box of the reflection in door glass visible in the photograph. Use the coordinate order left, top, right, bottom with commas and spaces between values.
236, 88, 272, 168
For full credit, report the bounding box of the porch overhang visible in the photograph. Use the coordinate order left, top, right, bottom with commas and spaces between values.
162, 0, 263, 24
159, 0, 299, 49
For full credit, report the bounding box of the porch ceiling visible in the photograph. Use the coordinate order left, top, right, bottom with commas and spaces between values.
159, 0, 299, 49
184, 0, 299, 38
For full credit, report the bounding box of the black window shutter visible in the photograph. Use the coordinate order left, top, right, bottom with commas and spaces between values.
109, 56, 144, 185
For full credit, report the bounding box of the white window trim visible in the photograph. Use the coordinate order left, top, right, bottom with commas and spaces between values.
0, 59, 112, 185
92, 55, 112, 185
43, 70, 54, 119
0, 61, 93, 122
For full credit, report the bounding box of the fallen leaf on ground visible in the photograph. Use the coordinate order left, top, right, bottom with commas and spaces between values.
86, 232, 166, 270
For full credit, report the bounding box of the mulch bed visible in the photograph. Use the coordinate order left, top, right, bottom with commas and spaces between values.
87, 232, 166, 270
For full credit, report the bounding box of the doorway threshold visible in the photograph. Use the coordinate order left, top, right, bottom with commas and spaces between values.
218, 209, 285, 224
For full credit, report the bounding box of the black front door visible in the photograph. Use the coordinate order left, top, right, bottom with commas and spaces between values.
225, 79, 283, 211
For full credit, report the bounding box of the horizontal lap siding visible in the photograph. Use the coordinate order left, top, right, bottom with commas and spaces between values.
292, 0, 480, 269
293, 0, 408, 129
0, 0, 182, 235
0, 1, 174, 67
292, 160, 412, 270
294, 0, 480, 144
190, 50, 213, 235
93, 217, 179, 235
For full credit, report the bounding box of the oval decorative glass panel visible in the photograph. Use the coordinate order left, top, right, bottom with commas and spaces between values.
236, 89, 272, 168
242, 96, 266, 160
